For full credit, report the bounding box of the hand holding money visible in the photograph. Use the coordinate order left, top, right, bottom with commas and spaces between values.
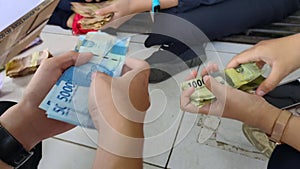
71, 2, 114, 30
39, 32, 131, 128
227, 34, 300, 95
88, 57, 150, 131
181, 63, 265, 109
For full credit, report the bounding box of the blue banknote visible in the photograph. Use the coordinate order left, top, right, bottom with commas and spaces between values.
39, 31, 130, 128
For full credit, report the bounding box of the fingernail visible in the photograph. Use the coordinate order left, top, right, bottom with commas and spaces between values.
203, 75, 210, 84
91, 72, 97, 79
79, 52, 93, 57
95, 10, 101, 15
256, 90, 265, 96
192, 70, 197, 77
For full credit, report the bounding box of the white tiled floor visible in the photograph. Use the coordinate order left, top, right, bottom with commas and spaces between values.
1, 25, 300, 169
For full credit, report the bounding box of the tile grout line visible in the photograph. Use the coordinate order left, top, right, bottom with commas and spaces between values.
164, 63, 202, 168
164, 110, 186, 169
52, 137, 168, 168
51, 137, 97, 150
143, 161, 169, 169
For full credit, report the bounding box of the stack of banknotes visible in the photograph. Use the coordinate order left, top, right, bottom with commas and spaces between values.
71, 2, 114, 30
39, 31, 130, 128
181, 63, 265, 108
6, 50, 52, 77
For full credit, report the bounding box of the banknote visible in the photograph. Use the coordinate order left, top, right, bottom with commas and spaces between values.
71, 2, 111, 18
181, 63, 265, 108
71, 2, 114, 30
40, 32, 130, 128
5, 50, 52, 77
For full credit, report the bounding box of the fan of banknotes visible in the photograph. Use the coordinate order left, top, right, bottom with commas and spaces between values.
181, 63, 265, 108
39, 31, 130, 128
71, 2, 114, 30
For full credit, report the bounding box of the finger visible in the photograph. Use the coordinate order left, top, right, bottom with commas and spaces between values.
88, 71, 112, 129
122, 57, 150, 76
201, 63, 219, 77
227, 49, 258, 68
198, 104, 210, 114
95, 5, 114, 15
256, 64, 284, 96
185, 71, 197, 81
180, 87, 199, 113
203, 75, 226, 99
48, 51, 92, 71
85, 0, 93, 2
75, 52, 93, 66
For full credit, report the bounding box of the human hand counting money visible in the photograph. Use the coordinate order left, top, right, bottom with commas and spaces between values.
227, 33, 300, 96
0, 51, 93, 152
88, 57, 150, 168
180, 64, 281, 133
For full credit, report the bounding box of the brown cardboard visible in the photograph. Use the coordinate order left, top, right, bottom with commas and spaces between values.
0, 0, 59, 67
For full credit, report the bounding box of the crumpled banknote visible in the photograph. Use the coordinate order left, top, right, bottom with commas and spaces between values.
181, 63, 265, 108
5, 50, 52, 77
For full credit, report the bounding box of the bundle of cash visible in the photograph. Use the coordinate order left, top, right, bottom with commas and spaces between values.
71, 2, 114, 30
5, 50, 52, 77
39, 31, 130, 128
181, 63, 265, 108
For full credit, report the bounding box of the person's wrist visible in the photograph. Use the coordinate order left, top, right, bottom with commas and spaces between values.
252, 102, 281, 135
0, 103, 40, 151
0, 159, 12, 169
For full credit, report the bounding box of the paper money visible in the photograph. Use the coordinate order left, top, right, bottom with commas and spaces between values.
40, 31, 130, 128
181, 63, 265, 108
5, 50, 52, 77
71, 2, 114, 30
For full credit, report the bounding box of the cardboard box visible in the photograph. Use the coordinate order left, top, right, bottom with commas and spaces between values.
0, 0, 59, 68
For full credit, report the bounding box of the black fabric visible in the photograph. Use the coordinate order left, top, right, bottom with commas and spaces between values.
268, 144, 300, 169
263, 80, 300, 109
146, 0, 300, 50
48, 8, 73, 29
48, 0, 85, 29
170, 0, 224, 13
0, 101, 42, 169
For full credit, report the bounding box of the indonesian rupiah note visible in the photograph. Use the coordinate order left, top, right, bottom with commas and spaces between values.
71, 2, 114, 30
181, 63, 265, 108
39, 31, 130, 128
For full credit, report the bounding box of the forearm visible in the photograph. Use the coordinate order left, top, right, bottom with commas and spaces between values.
281, 115, 300, 151
92, 109, 144, 169
251, 104, 300, 151
0, 104, 39, 151
93, 144, 143, 169
130, 0, 178, 13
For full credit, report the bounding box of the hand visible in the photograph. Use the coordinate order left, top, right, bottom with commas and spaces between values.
88, 58, 149, 168
0, 51, 92, 151
180, 65, 281, 134
227, 34, 300, 96
88, 57, 150, 134
95, 0, 133, 22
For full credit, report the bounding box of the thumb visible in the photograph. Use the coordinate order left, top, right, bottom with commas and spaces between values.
95, 5, 114, 16
203, 75, 226, 99
256, 67, 283, 96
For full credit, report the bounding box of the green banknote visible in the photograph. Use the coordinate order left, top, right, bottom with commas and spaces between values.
181, 63, 265, 108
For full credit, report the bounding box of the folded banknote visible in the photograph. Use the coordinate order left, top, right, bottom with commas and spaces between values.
71, 2, 114, 30
181, 63, 265, 108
